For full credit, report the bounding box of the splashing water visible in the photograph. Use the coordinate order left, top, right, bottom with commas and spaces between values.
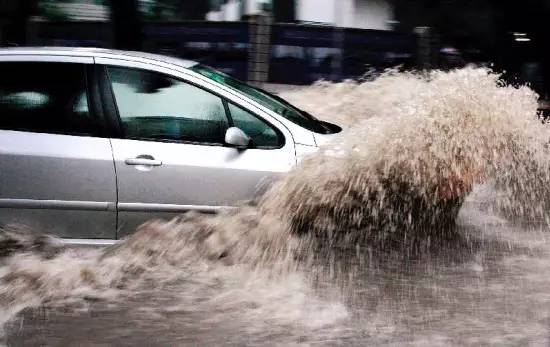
2, 67, 550, 344
276, 67, 550, 233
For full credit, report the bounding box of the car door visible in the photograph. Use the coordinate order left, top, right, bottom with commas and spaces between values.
98, 63, 296, 237
0, 58, 117, 239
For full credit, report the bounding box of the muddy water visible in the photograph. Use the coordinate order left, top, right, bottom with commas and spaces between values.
5, 191, 550, 346
3, 68, 550, 346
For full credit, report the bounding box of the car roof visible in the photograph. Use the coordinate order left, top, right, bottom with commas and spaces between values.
0, 47, 198, 69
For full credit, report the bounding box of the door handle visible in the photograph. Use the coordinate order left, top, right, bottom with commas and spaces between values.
125, 157, 162, 166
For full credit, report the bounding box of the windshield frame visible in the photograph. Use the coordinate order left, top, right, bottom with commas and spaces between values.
190, 64, 332, 134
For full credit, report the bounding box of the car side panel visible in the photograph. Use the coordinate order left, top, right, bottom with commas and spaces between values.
0, 131, 117, 238
112, 138, 294, 237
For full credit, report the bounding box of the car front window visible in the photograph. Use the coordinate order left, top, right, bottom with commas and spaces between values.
107, 66, 228, 144
190, 65, 333, 134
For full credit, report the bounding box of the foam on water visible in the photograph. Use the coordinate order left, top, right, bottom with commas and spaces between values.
2, 67, 550, 343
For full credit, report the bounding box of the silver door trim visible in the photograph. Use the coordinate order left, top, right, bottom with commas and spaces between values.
61, 238, 119, 246
0, 198, 116, 211
117, 202, 234, 213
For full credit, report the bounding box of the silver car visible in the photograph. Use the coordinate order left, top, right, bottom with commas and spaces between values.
0, 47, 341, 244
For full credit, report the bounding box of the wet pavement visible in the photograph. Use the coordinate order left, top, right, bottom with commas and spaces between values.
4, 192, 550, 346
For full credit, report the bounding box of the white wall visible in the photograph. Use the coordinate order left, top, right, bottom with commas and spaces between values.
223, 0, 241, 20
353, 0, 393, 30
207, 0, 266, 21
297, 0, 337, 24
207, 0, 241, 21
207, 0, 395, 30
297, 0, 394, 30
338, 0, 357, 27
245, 0, 271, 15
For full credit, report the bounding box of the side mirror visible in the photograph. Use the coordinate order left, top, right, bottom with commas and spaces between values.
225, 127, 251, 149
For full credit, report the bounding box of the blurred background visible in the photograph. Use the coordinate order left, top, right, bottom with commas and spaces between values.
0, 0, 548, 97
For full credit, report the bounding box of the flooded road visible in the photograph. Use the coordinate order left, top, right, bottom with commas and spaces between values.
3, 68, 550, 345
4, 188, 550, 346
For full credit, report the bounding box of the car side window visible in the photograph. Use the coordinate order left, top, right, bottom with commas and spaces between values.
107, 66, 228, 144
227, 103, 282, 149
0, 62, 94, 135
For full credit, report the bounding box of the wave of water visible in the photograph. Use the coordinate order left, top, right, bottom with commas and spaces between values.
2, 67, 550, 344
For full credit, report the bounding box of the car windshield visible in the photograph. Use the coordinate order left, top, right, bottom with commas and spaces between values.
190, 64, 330, 133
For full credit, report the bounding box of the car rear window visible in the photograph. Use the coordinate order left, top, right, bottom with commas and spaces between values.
0, 62, 97, 136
